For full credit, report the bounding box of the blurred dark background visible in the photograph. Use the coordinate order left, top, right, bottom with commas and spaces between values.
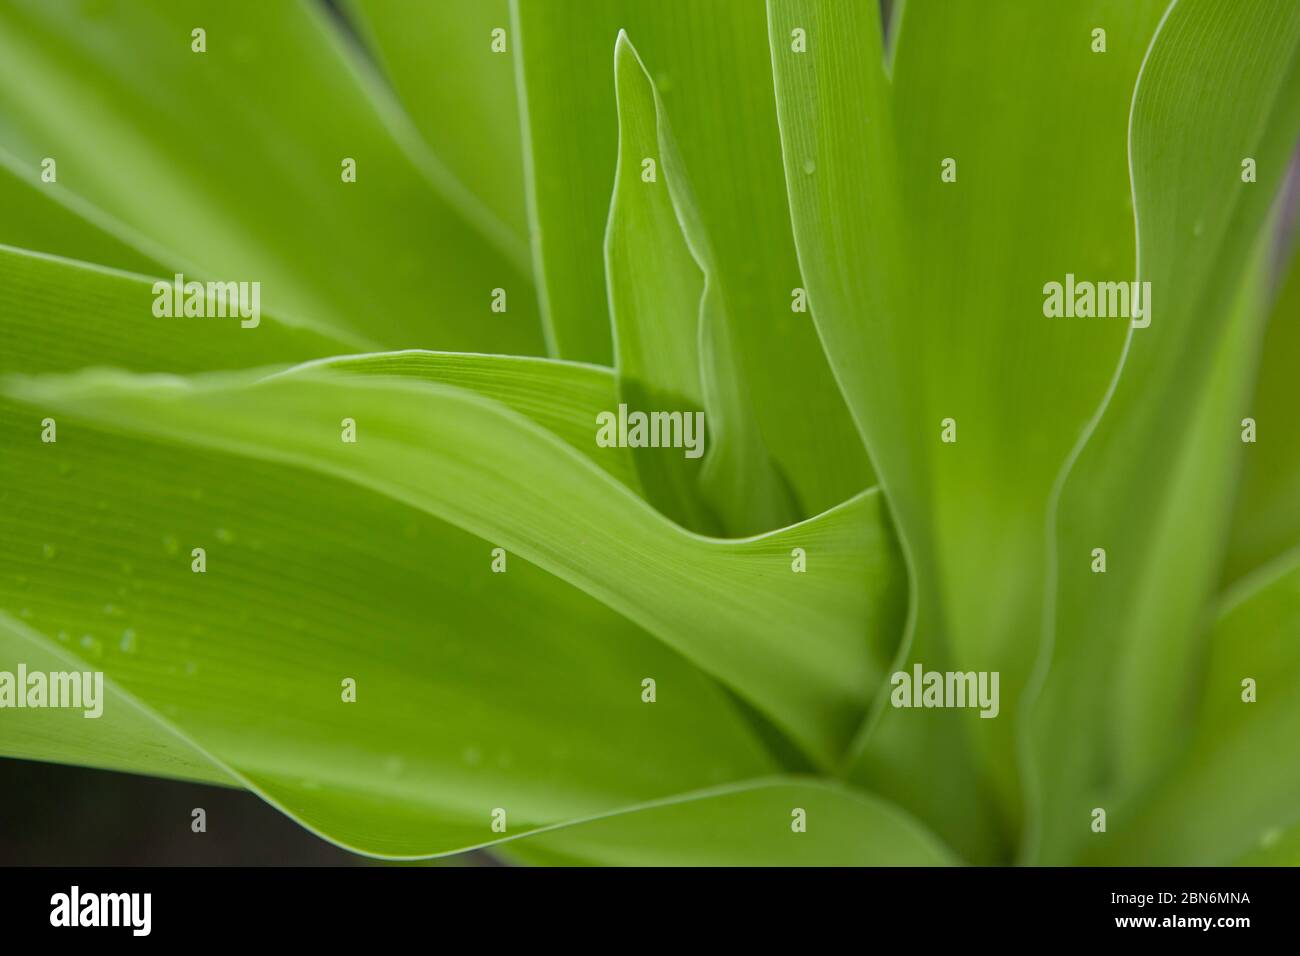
0, 759, 366, 865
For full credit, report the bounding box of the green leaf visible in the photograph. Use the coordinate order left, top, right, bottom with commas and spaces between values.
513, 0, 873, 514
345, 0, 530, 258
768, 0, 1166, 862
499, 776, 959, 866
607, 34, 796, 535
0, 0, 541, 353
7, 366, 905, 770
1082, 548, 1300, 865
1027, 0, 1300, 864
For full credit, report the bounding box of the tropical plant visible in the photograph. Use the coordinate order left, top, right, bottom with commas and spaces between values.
0, 0, 1297, 866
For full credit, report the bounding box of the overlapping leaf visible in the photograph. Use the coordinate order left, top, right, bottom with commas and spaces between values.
0, 248, 904, 777
0, 0, 541, 353
3, 0, 1296, 868
7, 364, 904, 770
513, 0, 873, 516
768, 0, 1166, 862
0, 276, 790, 859
1027, 0, 1300, 864
0, 1, 901, 856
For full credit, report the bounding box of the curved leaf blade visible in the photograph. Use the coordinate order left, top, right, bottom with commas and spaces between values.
607, 34, 796, 535
8, 366, 905, 769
